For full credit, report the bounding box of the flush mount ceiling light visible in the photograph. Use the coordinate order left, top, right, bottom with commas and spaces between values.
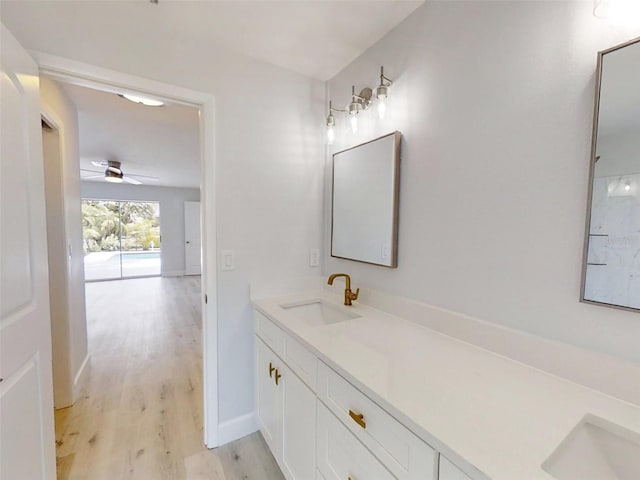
118, 93, 165, 107
326, 66, 394, 144
593, 0, 640, 19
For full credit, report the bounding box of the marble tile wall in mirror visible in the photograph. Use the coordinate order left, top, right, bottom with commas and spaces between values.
582, 37, 640, 311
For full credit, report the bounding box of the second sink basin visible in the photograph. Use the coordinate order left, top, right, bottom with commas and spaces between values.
542, 414, 640, 480
279, 299, 361, 326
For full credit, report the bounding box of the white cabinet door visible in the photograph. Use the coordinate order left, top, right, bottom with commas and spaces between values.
256, 337, 281, 459
281, 363, 316, 480
0, 24, 56, 480
184, 201, 201, 275
317, 402, 395, 480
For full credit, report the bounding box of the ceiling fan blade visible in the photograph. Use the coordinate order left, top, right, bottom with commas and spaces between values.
123, 176, 142, 185
81, 175, 104, 179
91, 161, 108, 168
127, 173, 159, 181
80, 168, 103, 174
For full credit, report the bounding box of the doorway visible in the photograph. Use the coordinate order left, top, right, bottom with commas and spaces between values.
82, 199, 162, 281
37, 55, 219, 449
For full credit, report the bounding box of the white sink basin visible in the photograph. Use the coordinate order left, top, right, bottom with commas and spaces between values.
279, 299, 361, 326
542, 414, 640, 480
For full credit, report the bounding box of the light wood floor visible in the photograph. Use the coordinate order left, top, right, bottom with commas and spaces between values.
55, 276, 284, 480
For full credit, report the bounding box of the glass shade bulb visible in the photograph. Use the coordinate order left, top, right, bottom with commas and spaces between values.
377, 98, 387, 120
327, 125, 335, 145
350, 114, 358, 133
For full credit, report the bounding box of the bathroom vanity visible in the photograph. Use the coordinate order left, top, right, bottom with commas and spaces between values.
253, 288, 640, 480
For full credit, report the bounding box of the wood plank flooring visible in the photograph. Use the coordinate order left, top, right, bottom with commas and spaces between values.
55, 276, 284, 480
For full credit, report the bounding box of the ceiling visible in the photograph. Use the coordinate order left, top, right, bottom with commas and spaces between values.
0, 0, 424, 81
2, 1, 425, 188
62, 83, 201, 189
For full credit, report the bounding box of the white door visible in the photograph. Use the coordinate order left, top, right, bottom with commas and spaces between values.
0, 24, 57, 480
184, 200, 202, 275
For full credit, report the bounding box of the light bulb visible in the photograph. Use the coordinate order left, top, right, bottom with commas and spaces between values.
350, 114, 358, 133
594, 0, 640, 20
624, 183, 631, 192
377, 98, 387, 120
327, 125, 335, 145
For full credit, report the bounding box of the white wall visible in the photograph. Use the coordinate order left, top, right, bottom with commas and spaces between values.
80, 182, 200, 277
41, 77, 89, 407
3, 25, 326, 429
325, 2, 640, 363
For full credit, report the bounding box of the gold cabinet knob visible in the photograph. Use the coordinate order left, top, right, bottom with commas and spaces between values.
269, 362, 275, 378
348, 409, 366, 429
275, 369, 282, 386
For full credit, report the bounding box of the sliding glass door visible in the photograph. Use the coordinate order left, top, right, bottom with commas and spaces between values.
82, 199, 161, 281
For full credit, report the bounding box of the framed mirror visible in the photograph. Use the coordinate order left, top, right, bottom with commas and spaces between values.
581, 37, 640, 312
331, 131, 401, 267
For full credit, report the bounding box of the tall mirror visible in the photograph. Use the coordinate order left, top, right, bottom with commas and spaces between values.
331, 132, 401, 267
582, 38, 640, 312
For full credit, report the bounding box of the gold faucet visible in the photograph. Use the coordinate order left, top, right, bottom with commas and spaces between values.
327, 273, 359, 306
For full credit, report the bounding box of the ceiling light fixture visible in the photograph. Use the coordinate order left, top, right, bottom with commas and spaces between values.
325, 66, 393, 143
593, 0, 640, 19
118, 93, 165, 107
104, 160, 124, 183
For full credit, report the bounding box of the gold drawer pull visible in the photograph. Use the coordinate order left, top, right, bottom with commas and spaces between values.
269, 362, 275, 378
275, 369, 282, 386
348, 409, 366, 429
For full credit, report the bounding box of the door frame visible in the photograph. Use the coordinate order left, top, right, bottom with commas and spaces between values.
33, 52, 220, 447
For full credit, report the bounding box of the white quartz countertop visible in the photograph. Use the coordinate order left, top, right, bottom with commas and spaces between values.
253, 290, 640, 480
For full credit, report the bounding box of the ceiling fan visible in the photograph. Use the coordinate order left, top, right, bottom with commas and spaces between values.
81, 160, 159, 185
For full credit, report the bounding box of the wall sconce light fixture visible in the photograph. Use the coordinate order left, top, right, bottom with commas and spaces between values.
376, 66, 394, 120
326, 100, 343, 145
326, 66, 394, 144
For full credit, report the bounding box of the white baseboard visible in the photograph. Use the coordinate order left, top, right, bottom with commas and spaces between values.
162, 270, 185, 277
217, 412, 257, 446
72, 354, 90, 401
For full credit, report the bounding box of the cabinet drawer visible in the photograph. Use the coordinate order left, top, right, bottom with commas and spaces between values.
283, 333, 317, 391
318, 361, 434, 480
317, 402, 395, 480
255, 311, 285, 356
439, 456, 472, 480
